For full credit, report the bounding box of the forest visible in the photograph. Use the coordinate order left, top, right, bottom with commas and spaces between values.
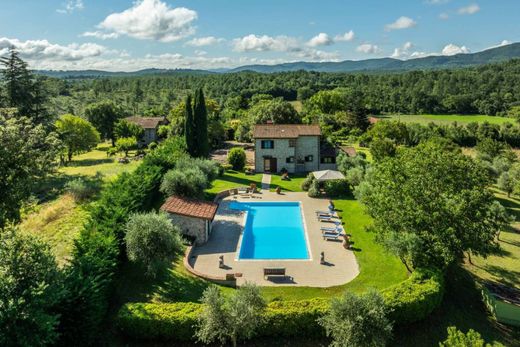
43, 58, 520, 119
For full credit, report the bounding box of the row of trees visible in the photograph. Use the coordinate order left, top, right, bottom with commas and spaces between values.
46, 59, 520, 119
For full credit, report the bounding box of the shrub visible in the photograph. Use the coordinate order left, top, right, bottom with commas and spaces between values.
125, 212, 182, 277
117, 298, 330, 341
440, 327, 490, 347
196, 283, 266, 347
148, 141, 158, 150
176, 157, 220, 181
383, 267, 445, 324
324, 179, 350, 198
160, 167, 208, 199
318, 290, 392, 347
308, 179, 320, 198
228, 147, 246, 171
65, 177, 96, 201
107, 147, 118, 157
301, 173, 315, 191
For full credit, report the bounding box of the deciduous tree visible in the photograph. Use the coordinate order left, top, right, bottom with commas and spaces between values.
84, 101, 124, 145
55, 114, 100, 161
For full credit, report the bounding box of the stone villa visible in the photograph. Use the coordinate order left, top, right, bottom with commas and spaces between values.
253, 124, 337, 173
125, 116, 168, 146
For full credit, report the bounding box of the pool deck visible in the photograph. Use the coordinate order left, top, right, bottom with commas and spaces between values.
188, 191, 359, 287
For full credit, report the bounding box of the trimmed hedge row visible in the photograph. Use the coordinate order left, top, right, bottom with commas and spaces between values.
116, 268, 445, 342
116, 299, 330, 341
383, 267, 445, 324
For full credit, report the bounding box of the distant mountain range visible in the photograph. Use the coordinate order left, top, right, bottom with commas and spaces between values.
36, 42, 520, 78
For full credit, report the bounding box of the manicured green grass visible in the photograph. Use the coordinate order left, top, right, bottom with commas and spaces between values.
205, 170, 263, 200
269, 173, 307, 192
376, 114, 513, 125
260, 197, 408, 301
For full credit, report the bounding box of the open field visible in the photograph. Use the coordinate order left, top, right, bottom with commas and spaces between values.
376, 114, 513, 125
21, 144, 140, 262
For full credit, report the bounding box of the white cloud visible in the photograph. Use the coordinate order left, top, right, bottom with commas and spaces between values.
499, 40, 512, 47
356, 43, 381, 54
439, 12, 449, 20
458, 4, 480, 15
295, 49, 340, 61
186, 36, 225, 47
307, 33, 333, 47
391, 42, 414, 58
57, 0, 84, 14
385, 16, 417, 31
81, 31, 120, 40
94, 0, 197, 42
441, 43, 470, 55
425, 0, 450, 4
232, 34, 300, 52
194, 50, 207, 56
0, 37, 107, 61
334, 30, 355, 42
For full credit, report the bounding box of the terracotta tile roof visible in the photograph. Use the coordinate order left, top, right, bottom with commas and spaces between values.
368, 116, 380, 124
253, 124, 321, 139
125, 116, 166, 129
160, 196, 218, 220
339, 146, 357, 157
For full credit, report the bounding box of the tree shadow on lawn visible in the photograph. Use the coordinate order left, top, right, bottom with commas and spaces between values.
393, 265, 520, 347
34, 172, 103, 202
495, 196, 520, 221
65, 158, 114, 167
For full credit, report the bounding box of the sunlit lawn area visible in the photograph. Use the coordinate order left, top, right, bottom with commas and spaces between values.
20, 194, 89, 265
269, 173, 307, 192
59, 142, 140, 179
21, 143, 140, 262
377, 114, 513, 125
204, 170, 263, 200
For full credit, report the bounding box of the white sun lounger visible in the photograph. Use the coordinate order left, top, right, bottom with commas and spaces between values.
321, 226, 343, 232
318, 215, 338, 222
323, 232, 342, 240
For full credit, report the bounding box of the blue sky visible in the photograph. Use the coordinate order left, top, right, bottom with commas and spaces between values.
0, 0, 518, 71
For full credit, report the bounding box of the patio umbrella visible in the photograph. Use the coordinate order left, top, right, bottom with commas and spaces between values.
312, 170, 345, 182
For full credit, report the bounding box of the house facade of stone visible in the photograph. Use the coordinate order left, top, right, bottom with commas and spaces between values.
253, 124, 337, 173
125, 116, 167, 146
160, 196, 218, 245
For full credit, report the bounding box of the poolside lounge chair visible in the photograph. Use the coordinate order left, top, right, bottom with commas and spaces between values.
321, 226, 343, 233
316, 210, 336, 216
264, 267, 287, 280
323, 232, 342, 241
318, 215, 338, 222
237, 187, 249, 194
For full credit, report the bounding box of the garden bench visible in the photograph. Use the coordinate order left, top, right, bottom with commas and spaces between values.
263, 267, 286, 279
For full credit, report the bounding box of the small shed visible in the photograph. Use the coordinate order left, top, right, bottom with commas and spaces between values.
160, 196, 218, 245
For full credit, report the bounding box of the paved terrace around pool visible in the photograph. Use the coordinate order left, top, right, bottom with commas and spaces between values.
188, 191, 360, 287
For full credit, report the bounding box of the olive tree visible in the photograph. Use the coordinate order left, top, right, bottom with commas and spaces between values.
0, 227, 62, 346
160, 167, 208, 198
196, 282, 266, 347
125, 212, 183, 277
318, 289, 392, 347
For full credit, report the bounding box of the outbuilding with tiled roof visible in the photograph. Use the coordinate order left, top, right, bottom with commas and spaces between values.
161, 196, 218, 245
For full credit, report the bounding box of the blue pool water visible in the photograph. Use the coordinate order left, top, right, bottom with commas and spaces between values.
230, 201, 309, 260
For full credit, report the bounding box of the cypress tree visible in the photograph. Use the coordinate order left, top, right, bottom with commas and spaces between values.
193, 88, 209, 158
184, 94, 196, 156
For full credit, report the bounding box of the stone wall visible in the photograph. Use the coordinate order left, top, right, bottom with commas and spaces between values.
254, 136, 320, 173
166, 213, 208, 244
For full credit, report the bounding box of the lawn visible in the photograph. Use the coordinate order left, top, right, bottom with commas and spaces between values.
204, 170, 263, 200
269, 173, 307, 192
59, 142, 140, 180
376, 114, 513, 125
465, 189, 520, 290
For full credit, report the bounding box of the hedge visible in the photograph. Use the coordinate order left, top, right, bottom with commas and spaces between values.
116, 269, 445, 342
383, 267, 445, 324
116, 299, 330, 341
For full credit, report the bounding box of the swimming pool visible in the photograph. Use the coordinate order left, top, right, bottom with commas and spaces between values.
230, 201, 310, 260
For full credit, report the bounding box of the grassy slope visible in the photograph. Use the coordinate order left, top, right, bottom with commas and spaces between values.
377, 114, 513, 125
20, 143, 139, 263
204, 170, 263, 200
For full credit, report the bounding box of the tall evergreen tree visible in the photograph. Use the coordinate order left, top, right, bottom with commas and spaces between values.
193, 88, 209, 158
184, 94, 196, 156
0, 47, 47, 123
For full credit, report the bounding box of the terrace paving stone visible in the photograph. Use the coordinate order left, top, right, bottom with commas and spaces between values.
189, 191, 359, 287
